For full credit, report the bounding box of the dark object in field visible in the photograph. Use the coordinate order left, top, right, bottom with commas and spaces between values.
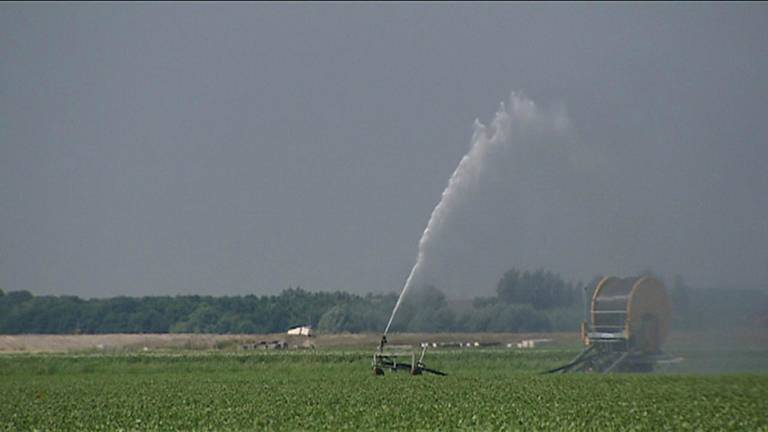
240, 340, 287, 350
372, 335, 447, 376
546, 275, 680, 374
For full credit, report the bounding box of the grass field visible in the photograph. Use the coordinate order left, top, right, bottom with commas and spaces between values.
1, 348, 767, 431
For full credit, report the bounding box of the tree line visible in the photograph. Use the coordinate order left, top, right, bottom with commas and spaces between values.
0, 268, 764, 334
0, 268, 582, 334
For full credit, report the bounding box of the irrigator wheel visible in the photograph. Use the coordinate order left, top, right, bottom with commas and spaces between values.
592, 275, 671, 353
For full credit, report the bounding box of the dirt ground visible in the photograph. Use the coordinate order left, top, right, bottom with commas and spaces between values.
1, 329, 764, 353
0, 333, 246, 353
0, 332, 580, 353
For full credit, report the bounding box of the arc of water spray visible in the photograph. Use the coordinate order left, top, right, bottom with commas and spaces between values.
382, 92, 545, 338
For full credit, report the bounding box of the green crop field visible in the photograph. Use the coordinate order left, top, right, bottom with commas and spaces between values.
1, 349, 766, 431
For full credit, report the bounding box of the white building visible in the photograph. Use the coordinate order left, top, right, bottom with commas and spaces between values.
287, 325, 313, 337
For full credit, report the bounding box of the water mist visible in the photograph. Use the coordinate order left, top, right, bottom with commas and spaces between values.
382, 92, 569, 336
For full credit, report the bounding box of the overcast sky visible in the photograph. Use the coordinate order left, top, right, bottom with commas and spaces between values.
1, 3, 767, 298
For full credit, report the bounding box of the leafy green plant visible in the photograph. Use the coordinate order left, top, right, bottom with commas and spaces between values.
0, 351, 766, 431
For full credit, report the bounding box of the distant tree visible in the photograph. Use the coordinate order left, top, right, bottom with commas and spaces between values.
403, 285, 447, 310
407, 307, 457, 332
318, 305, 351, 333
135, 309, 171, 333
384, 285, 449, 332
496, 268, 576, 309
669, 274, 691, 328
544, 306, 583, 331
472, 296, 497, 308
185, 304, 222, 333
0, 279, 585, 335
317, 300, 387, 333
2, 290, 33, 306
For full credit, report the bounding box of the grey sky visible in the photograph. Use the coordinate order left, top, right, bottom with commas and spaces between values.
1, 3, 766, 298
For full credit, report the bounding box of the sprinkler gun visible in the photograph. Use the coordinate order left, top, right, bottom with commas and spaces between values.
372, 334, 446, 376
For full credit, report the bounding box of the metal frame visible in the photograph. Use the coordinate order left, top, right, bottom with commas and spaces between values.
372, 336, 447, 376
546, 276, 674, 374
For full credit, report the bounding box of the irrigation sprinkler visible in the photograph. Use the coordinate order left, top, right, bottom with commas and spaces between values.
372, 335, 446, 376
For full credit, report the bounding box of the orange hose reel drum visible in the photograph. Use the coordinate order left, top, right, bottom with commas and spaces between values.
591, 276, 671, 353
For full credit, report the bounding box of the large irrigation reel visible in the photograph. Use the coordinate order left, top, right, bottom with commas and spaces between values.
546, 275, 676, 374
